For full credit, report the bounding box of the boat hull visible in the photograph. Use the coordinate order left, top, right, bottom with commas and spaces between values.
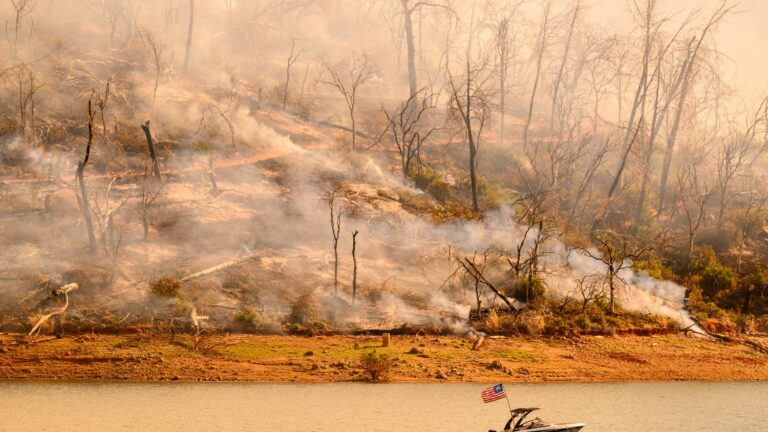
508, 423, 585, 432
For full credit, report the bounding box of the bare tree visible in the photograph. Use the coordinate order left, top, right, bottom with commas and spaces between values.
103, 0, 136, 48
11, 64, 43, 148
326, 187, 344, 295
712, 101, 768, 224
550, 0, 581, 132
569, 136, 613, 222
573, 274, 604, 313
399, 0, 454, 97
506, 221, 547, 303
493, 2, 523, 148
211, 104, 238, 154
635, 34, 698, 220
605, 0, 663, 207
383, 89, 436, 182
657, 3, 734, 214
282, 37, 303, 110
572, 232, 650, 314
597, 0, 695, 227
139, 29, 172, 105
522, 1, 551, 149
140, 171, 166, 241
675, 145, 713, 273
76, 98, 97, 251
447, 48, 493, 212
319, 53, 373, 150
92, 177, 131, 279
10, 0, 33, 58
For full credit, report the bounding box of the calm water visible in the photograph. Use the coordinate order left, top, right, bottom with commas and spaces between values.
0, 381, 766, 431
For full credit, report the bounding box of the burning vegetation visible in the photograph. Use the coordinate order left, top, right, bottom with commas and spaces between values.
1, 0, 767, 347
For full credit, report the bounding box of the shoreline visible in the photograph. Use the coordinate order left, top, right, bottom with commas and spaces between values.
1, 333, 767, 383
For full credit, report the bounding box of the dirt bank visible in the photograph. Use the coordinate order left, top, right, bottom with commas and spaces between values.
2, 333, 767, 383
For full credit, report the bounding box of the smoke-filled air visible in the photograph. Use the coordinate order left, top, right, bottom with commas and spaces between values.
2, 0, 767, 339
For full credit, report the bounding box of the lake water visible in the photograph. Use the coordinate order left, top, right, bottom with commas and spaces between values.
0, 381, 766, 431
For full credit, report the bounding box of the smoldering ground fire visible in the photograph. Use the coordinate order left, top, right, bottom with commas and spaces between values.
0, 0, 766, 339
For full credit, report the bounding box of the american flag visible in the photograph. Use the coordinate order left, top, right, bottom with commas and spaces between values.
481, 383, 507, 403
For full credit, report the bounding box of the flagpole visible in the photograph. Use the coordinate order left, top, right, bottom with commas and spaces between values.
503, 384, 513, 415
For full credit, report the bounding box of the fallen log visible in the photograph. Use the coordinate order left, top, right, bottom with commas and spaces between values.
459, 258, 519, 313
683, 314, 768, 355
180, 252, 260, 282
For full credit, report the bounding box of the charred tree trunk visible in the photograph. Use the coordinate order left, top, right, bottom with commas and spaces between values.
328, 190, 343, 296
352, 230, 359, 305
658, 53, 696, 215
608, 265, 616, 315
469, 134, 478, 212
141, 121, 161, 179
742, 286, 753, 316
350, 106, 357, 150
465, 67, 479, 213
283, 38, 299, 110
77, 100, 97, 251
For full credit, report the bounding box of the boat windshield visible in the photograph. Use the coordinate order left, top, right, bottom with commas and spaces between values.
503, 408, 540, 430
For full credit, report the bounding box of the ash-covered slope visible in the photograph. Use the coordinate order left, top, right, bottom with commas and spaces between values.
1, 107, 694, 335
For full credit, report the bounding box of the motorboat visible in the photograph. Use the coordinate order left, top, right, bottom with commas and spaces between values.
489, 408, 585, 432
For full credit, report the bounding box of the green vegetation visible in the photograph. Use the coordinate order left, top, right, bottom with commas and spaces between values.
359, 350, 393, 382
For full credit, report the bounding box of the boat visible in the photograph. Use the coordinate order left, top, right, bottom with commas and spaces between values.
489, 407, 585, 432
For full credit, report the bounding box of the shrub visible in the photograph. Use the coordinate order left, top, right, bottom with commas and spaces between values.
150, 276, 182, 298
287, 293, 320, 325
482, 309, 501, 333
517, 311, 546, 336
284, 292, 329, 335
410, 167, 452, 202
233, 307, 263, 332
699, 263, 737, 298
633, 259, 674, 280
509, 276, 546, 303
359, 350, 392, 382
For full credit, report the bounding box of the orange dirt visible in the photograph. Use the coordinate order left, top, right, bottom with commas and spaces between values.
1, 333, 767, 383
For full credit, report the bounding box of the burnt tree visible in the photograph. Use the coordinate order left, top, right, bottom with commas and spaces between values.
141, 120, 161, 179
76, 99, 97, 251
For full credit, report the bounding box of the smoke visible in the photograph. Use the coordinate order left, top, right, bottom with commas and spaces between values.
0, 0, 719, 334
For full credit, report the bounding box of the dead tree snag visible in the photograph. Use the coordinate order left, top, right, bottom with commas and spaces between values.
141, 120, 162, 179
76, 99, 97, 251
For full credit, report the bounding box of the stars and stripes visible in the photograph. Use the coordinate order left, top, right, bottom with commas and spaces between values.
481, 383, 507, 403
